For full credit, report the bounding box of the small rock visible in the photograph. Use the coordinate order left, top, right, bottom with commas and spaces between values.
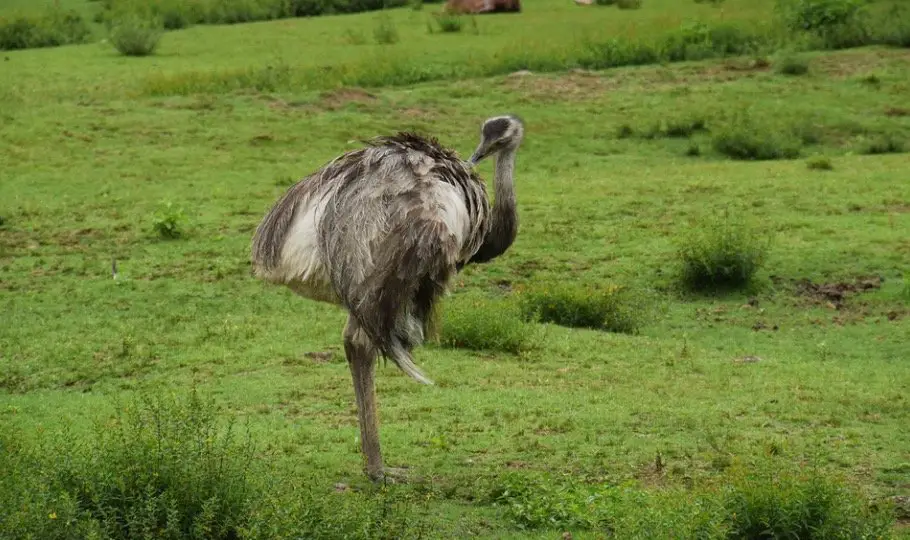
734, 355, 761, 364
334, 483, 348, 492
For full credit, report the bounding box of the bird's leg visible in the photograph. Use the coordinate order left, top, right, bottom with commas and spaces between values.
344, 315, 388, 482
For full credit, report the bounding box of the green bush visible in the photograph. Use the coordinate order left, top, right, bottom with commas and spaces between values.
775, 52, 810, 75
777, 0, 871, 49
432, 12, 464, 33
0, 8, 91, 51
677, 210, 771, 291
806, 154, 833, 170
437, 292, 535, 353
518, 282, 648, 334
712, 116, 802, 161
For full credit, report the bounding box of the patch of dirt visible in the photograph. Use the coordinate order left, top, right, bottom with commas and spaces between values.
318, 88, 378, 111
885, 106, 910, 117
812, 48, 910, 79
793, 275, 882, 310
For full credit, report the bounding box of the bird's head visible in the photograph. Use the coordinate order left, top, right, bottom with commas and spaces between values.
468, 114, 524, 165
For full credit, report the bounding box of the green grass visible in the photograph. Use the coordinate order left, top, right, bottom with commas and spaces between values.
2, 0, 910, 536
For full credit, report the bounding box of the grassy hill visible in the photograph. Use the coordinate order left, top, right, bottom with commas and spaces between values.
1, 0, 909, 538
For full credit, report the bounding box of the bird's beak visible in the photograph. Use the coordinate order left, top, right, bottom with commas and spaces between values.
468, 144, 486, 165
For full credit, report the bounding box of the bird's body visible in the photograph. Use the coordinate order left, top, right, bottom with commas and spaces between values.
251, 116, 524, 481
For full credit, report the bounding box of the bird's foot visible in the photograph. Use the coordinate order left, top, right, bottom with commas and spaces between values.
369, 466, 411, 484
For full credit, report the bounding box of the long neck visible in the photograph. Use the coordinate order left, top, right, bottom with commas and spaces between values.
467, 147, 519, 265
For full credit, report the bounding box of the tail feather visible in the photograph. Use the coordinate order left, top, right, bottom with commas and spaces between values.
346, 219, 457, 385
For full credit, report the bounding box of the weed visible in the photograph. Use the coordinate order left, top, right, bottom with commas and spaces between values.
859, 133, 905, 155
518, 282, 648, 334
151, 201, 185, 239
775, 52, 810, 75
372, 12, 399, 44
806, 154, 833, 170
664, 116, 708, 138
343, 28, 367, 45
437, 291, 535, 353
616, 123, 635, 139
677, 209, 771, 291
712, 116, 802, 160
686, 141, 702, 157
617, 0, 642, 9
109, 12, 164, 56
433, 12, 464, 33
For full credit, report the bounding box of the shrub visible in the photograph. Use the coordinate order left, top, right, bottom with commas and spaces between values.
151, 201, 185, 238
437, 291, 535, 353
372, 12, 399, 44
109, 12, 164, 56
686, 141, 702, 157
0, 8, 92, 51
712, 116, 802, 161
775, 52, 810, 75
806, 154, 833, 170
518, 282, 648, 334
677, 210, 771, 291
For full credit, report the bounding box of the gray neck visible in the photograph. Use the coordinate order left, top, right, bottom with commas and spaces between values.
466, 146, 519, 266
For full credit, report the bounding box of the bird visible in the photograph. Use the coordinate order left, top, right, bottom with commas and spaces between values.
250, 114, 524, 482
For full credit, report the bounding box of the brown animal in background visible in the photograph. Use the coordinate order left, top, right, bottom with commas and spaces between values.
445, 0, 521, 14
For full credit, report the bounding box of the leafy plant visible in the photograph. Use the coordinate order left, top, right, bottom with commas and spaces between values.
151, 201, 185, 239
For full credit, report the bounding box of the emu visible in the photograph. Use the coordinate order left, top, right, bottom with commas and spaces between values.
250, 115, 524, 481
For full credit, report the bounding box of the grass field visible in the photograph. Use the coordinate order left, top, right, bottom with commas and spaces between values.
2, 0, 910, 537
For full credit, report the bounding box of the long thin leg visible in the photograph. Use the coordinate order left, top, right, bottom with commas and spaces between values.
343, 315, 384, 481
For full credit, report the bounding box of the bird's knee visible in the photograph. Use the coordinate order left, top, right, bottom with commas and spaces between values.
343, 318, 375, 360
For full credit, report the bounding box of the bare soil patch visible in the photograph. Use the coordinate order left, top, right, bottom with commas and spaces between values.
793, 275, 882, 310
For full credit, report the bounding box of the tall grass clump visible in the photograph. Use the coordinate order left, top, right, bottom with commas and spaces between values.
712, 115, 802, 160
616, 0, 643, 9
518, 282, 648, 334
437, 291, 535, 353
432, 12, 465, 33
677, 210, 771, 292
490, 461, 892, 537
776, 0, 871, 49
722, 462, 895, 539
109, 12, 164, 56
372, 12, 399, 44
0, 8, 91, 51
806, 154, 833, 170
859, 133, 905, 155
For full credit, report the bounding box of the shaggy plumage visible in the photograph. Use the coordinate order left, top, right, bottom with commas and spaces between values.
250, 115, 523, 481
